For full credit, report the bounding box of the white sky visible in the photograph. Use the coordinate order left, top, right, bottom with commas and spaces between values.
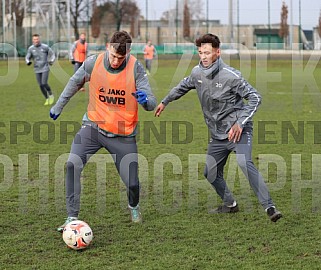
135, 0, 321, 30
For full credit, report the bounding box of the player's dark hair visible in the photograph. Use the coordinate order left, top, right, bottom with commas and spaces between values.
109, 31, 132, 55
195, 33, 220, 48
32, 34, 40, 38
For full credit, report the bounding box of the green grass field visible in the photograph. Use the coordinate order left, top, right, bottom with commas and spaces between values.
1, 55, 321, 269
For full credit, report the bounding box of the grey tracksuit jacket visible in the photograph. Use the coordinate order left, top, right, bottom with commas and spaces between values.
25, 43, 55, 73
162, 57, 261, 140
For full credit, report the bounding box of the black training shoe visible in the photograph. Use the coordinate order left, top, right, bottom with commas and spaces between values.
267, 207, 282, 222
209, 204, 239, 214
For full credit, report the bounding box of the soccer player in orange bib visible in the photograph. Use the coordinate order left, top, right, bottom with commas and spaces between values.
50, 31, 156, 231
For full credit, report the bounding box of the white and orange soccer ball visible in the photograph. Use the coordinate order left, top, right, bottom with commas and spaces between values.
62, 220, 93, 250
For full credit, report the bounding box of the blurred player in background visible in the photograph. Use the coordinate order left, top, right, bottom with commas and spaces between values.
26, 34, 55, 105
70, 33, 88, 73
70, 33, 88, 91
50, 30, 156, 232
155, 33, 282, 222
143, 40, 156, 75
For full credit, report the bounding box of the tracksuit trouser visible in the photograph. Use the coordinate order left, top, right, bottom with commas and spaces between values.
35, 71, 52, 98
65, 124, 139, 217
204, 127, 274, 210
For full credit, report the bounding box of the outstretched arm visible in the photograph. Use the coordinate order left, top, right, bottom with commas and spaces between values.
49, 55, 97, 120
154, 75, 195, 117
161, 75, 195, 106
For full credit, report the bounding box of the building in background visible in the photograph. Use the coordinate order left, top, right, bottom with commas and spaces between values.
0, 14, 318, 57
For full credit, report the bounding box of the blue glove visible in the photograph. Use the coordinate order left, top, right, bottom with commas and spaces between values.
49, 106, 61, 120
133, 90, 148, 105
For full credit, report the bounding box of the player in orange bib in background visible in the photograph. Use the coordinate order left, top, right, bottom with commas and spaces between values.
70, 33, 88, 91
143, 40, 156, 75
50, 31, 156, 231
70, 33, 88, 73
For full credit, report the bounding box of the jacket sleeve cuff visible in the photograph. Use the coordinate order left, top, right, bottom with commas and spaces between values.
237, 120, 245, 129
161, 99, 170, 106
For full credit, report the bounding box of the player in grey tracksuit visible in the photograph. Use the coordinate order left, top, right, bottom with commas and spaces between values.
155, 33, 282, 222
50, 31, 156, 231
26, 34, 55, 105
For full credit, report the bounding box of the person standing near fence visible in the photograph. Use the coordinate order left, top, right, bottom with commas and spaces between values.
26, 34, 55, 106
143, 40, 156, 75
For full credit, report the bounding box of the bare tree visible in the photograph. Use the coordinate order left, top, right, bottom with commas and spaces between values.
120, 0, 139, 37
279, 1, 289, 44
113, 0, 139, 32
183, 0, 190, 40
4, 0, 25, 51
91, 0, 103, 39
9, 0, 24, 27
69, 0, 112, 39
97, 1, 115, 42
97, 0, 140, 36
70, 0, 90, 39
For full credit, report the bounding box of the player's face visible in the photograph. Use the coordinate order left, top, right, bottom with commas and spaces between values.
80, 34, 86, 41
108, 46, 129, 69
198, 43, 220, 67
32, 36, 40, 46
